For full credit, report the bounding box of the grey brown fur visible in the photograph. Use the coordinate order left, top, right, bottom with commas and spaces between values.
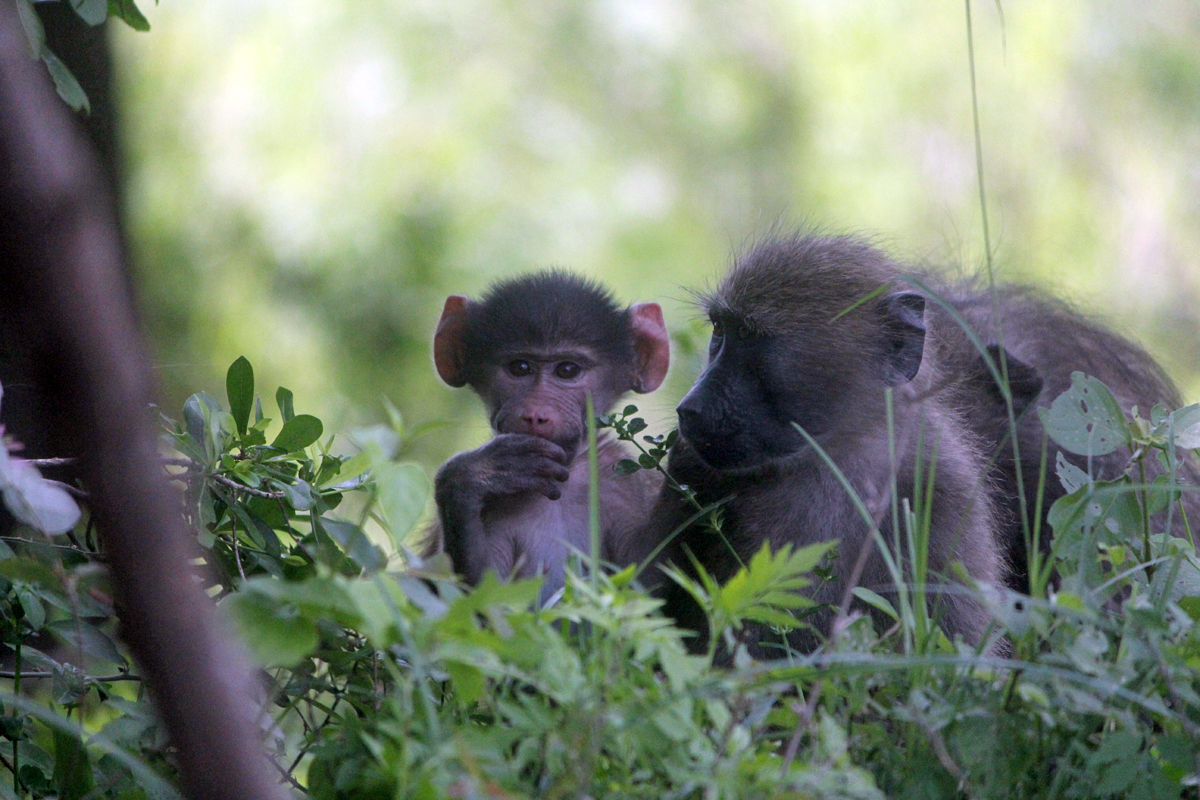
937, 281, 1200, 587
651, 232, 1198, 656
655, 235, 1005, 655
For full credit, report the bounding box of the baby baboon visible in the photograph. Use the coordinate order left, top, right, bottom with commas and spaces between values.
429, 271, 670, 602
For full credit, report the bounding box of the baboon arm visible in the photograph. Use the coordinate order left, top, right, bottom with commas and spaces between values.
434, 456, 501, 585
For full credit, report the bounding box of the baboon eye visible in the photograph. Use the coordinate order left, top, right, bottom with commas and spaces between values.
507, 360, 533, 377
711, 320, 725, 338
554, 362, 581, 380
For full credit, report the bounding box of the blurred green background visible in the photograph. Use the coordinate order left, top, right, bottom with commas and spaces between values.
113, 0, 1200, 469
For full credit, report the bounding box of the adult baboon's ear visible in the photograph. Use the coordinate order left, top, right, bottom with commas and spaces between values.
883, 292, 926, 386
433, 296, 471, 387
629, 302, 670, 393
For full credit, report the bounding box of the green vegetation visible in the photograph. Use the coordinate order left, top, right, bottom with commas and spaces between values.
2, 357, 1199, 798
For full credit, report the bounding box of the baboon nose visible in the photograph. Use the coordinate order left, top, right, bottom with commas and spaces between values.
677, 396, 705, 437
677, 392, 703, 423
522, 415, 554, 438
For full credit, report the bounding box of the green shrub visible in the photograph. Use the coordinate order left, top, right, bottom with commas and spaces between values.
1, 357, 1199, 799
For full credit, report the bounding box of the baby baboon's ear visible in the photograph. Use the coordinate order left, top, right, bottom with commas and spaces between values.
433, 295, 471, 387
629, 302, 670, 393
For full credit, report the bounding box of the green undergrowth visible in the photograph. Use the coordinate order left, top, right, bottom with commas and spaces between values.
1, 357, 1199, 799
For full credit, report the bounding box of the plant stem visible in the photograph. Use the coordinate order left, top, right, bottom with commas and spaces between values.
12, 640, 20, 799
586, 393, 600, 587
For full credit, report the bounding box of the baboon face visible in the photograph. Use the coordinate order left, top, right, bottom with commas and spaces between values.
675, 239, 927, 473
677, 320, 839, 470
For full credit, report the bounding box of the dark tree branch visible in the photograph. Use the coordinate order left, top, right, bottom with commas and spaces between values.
0, 5, 287, 799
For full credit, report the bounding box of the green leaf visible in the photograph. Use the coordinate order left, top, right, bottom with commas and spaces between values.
375, 462, 430, 544
1037, 372, 1129, 457
226, 356, 254, 437
15, 585, 46, 631
319, 517, 385, 572
0, 556, 63, 589
271, 414, 323, 452
222, 591, 319, 667
851, 587, 898, 621
183, 391, 233, 463
1089, 731, 1142, 795
613, 459, 640, 476
235, 575, 360, 624
107, 0, 151, 31
444, 662, 486, 705
1055, 451, 1090, 494
714, 542, 830, 633
15, 0, 44, 58
276, 386, 295, 423
1170, 403, 1200, 449
69, 0, 108, 26
52, 728, 93, 800
46, 620, 127, 667
320, 449, 371, 489
279, 479, 315, 512
1178, 595, 1200, 621
41, 50, 90, 114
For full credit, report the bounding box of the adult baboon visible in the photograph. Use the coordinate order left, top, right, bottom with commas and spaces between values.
651, 233, 1195, 654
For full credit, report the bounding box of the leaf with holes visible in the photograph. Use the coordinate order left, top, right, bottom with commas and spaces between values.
1037, 372, 1129, 457
1170, 403, 1200, 449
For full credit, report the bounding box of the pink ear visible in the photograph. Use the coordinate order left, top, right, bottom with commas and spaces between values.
629, 302, 670, 393
433, 296, 470, 387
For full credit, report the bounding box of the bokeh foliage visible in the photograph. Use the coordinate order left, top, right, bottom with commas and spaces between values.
114, 1, 1200, 469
